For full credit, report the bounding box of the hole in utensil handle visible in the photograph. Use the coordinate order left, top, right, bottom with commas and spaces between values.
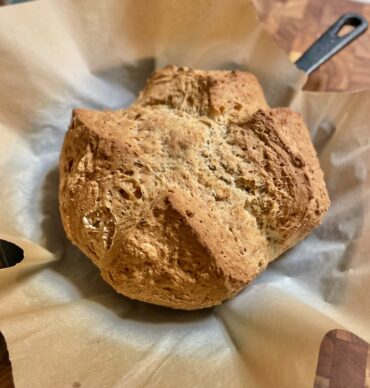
336, 24, 355, 38
0, 240, 24, 268
295, 13, 368, 75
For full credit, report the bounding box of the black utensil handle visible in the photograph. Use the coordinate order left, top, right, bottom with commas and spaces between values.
295, 13, 368, 74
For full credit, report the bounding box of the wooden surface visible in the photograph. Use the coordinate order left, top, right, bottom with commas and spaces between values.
1, 0, 370, 387
254, 0, 370, 91
314, 330, 370, 388
0, 334, 14, 388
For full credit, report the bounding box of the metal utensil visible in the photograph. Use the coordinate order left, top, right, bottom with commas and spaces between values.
296, 13, 368, 74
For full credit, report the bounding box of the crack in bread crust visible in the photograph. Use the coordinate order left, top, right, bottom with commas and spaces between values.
59, 65, 330, 309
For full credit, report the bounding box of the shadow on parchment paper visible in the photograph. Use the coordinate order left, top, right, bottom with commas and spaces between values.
266, 117, 365, 305
85, 58, 156, 110
40, 167, 68, 256
312, 118, 365, 304
32, 58, 210, 325
113, 58, 155, 97
318, 170, 365, 304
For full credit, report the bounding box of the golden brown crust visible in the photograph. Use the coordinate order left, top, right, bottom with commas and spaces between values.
59, 65, 330, 309
137, 65, 268, 123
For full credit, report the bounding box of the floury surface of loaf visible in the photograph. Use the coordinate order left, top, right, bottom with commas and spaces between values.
59, 66, 330, 309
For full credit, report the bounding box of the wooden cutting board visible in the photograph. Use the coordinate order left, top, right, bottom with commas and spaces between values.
1, 1, 370, 387
0, 334, 13, 388
314, 330, 370, 388
255, 0, 370, 91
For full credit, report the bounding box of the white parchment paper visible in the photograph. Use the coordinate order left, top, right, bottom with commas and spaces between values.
0, 0, 369, 387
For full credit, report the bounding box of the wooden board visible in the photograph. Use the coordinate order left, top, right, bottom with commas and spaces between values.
254, 0, 370, 91
0, 334, 14, 388
315, 330, 370, 388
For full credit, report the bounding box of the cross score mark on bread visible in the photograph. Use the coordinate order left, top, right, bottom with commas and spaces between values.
59, 66, 330, 309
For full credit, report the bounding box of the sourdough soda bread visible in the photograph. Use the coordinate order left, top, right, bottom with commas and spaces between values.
59, 66, 330, 310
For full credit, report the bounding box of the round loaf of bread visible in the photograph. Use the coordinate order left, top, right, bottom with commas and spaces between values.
59, 66, 329, 309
